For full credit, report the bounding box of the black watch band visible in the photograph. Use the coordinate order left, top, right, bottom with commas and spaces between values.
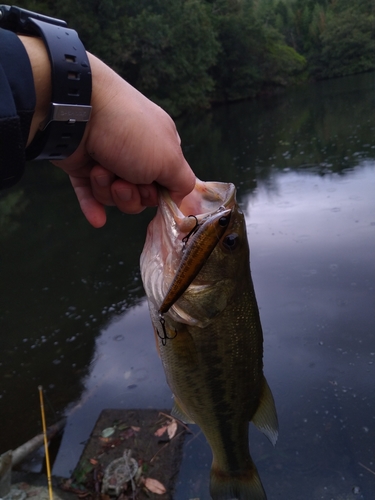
0, 5, 92, 160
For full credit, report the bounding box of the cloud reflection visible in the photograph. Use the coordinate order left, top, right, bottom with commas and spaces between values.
53, 300, 170, 476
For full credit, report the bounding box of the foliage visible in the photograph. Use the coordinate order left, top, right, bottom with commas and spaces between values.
13, 0, 375, 114
256, 0, 375, 80
210, 4, 266, 101
316, 7, 375, 78
120, 0, 220, 115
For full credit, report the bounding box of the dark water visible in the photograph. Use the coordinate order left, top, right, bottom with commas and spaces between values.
1, 73, 374, 499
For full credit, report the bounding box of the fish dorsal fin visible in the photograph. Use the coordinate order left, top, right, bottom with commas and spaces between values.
172, 398, 195, 424
252, 376, 278, 446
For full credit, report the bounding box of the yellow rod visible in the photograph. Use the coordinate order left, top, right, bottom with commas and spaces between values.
38, 386, 54, 500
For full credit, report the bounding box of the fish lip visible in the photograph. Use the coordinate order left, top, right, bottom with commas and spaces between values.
159, 179, 237, 229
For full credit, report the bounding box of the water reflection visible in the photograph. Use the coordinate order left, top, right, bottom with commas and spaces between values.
179, 72, 375, 185
0, 174, 152, 452
54, 301, 170, 476
0, 73, 374, 499
174, 163, 375, 500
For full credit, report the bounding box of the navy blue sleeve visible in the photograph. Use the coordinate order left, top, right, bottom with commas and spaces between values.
0, 29, 36, 189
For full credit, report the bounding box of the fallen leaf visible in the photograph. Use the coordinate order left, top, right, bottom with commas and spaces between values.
144, 478, 166, 494
121, 428, 135, 439
101, 427, 116, 438
99, 437, 111, 443
73, 460, 94, 484
154, 425, 168, 437
117, 422, 129, 431
89, 458, 98, 465
167, 420, 178, 439
131, 426, 140, 432
77, 492, 91, 498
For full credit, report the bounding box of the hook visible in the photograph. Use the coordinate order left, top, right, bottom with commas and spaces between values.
182, 215, 200, 248
156, 314, 177, 346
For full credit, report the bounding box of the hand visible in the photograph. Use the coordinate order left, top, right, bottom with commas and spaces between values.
21, 37, 195, 227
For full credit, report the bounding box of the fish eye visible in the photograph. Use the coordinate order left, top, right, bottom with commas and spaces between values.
218, 215, 230, 227
222, 233, 239, 250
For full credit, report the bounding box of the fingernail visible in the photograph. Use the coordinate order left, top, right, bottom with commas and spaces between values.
96, 175, 110, 187
115, 187, 132, 202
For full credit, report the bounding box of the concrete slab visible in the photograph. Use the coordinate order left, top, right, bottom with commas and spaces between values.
65, 409, 187, 500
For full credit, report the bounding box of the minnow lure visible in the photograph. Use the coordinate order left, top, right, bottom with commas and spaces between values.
158, 208, 232, 315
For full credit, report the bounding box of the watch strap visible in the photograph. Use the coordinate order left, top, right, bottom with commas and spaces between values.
0, 5, 92, 160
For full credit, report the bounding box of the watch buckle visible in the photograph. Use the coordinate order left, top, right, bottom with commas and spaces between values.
41, 103, 92, 130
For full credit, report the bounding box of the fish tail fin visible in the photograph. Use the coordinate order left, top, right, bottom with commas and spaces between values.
210, 465, 267, 500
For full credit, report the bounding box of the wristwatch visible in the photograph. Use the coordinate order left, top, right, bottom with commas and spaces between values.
0, 4, 92, 160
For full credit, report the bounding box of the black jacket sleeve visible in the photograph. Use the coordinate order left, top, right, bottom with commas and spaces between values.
0, 29, 36, 189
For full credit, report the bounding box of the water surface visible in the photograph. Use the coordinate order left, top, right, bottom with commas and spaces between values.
0, 73, 374, 499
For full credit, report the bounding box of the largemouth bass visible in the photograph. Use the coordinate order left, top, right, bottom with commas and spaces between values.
140, 179, 278, 500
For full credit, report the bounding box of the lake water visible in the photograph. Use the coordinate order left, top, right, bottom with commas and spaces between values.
0, 73, 374, 499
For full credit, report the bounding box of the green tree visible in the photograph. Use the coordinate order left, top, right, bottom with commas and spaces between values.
12, 0, 374, 114
117, 0, 219, 115
261, 30, 307, 87
316, 7, 375, 78
211, 5, 266, 101
212, 1, 306, 101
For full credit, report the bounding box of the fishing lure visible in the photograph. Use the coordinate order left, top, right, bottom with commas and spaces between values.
159, 208, 232, 315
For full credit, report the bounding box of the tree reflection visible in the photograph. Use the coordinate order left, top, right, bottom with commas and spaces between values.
0, 167, 152, 451
179, 73, 375, 190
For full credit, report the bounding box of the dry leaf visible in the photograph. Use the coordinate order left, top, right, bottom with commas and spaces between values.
144, 478, 166, 494
99, 437, 111, 443
167, 420, 178, 439
89, 458, 98, 465
154, 425, 168, 437
121, 428, 135, 439
131, 426, 140, 432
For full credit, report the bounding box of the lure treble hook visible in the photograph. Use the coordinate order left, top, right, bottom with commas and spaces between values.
182, 215, 200, 248
156, 314, 177, 346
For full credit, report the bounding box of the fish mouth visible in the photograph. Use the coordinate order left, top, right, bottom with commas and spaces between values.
160, 178, 236, 232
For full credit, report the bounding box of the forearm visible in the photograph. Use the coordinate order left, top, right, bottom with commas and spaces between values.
7, 20, 194, 224
18, 35, 51, 146
18, 36, 117, 150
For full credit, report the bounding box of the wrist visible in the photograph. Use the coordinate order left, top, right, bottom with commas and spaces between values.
18, 35, 51, 146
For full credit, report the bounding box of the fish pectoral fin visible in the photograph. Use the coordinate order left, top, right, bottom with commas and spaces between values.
252, 376, 279, 446
177, 279, 234, 323
171, 398, 195, 424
